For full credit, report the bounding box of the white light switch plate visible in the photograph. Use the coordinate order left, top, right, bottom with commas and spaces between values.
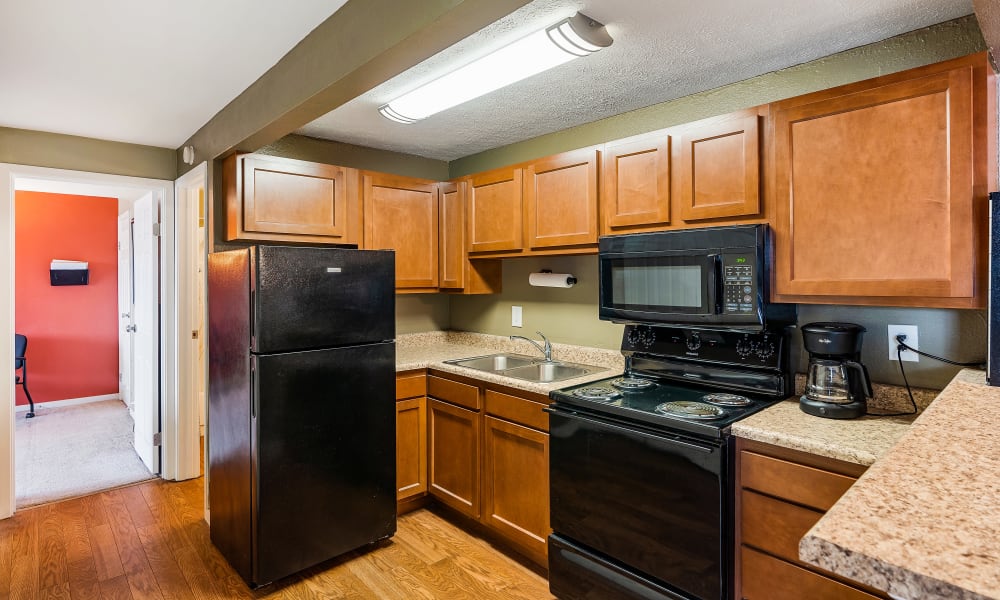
511, 305, 523, 328
888, 325, 918, 361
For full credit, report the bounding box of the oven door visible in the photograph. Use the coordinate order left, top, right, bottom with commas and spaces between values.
548, 405, 731, 600
599, 252, 720, 324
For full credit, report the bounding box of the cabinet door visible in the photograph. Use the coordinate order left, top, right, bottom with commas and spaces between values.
678, 110, 760, 221
427, 398, 480, 518
772, 66, 978, 304
467, 167, 523, 253
742, 547, 881, 600
226, 154, 359, 244
602, 134, 671, 233
524, 148, 600, 248
483, 416, 550, 565
439, 181, 466, 289
396, 397, 427, 502
363, 173, 439, 290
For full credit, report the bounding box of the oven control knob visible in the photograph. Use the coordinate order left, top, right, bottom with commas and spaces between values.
686, 333, 701, 351
626, 326, 656, 349
736, 336, 753, 358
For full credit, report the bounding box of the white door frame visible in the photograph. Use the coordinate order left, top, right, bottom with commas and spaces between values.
0, 163, 186, 519
171, 163, 207, 482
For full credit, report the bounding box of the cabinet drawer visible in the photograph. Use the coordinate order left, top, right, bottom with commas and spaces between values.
741, 489, 822, 565
396, 373, 426, 400
741, 451, 855, 511
741, 547, 880, 600
428, 376, 480, 411
484, 390, 548, 432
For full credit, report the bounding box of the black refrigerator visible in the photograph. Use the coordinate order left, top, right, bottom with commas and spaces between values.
207, 245, 396, 587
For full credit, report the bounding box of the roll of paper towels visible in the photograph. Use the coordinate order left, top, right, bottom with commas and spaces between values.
529, 272, 577, 288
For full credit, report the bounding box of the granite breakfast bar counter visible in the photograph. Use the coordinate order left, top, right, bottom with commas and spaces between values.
783, 370, 1000, 600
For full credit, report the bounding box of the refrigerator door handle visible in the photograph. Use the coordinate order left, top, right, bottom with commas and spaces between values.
250, 355, 257, 419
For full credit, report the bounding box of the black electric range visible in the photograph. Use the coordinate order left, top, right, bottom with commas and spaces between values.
547, 324, 793, 600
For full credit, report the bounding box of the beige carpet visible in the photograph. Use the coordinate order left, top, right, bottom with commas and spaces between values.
15, 399, 155, 508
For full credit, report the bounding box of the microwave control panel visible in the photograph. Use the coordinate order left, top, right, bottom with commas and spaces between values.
722, 253, 756, 314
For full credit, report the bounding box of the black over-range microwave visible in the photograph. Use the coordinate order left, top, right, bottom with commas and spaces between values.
598, 224, 795, 330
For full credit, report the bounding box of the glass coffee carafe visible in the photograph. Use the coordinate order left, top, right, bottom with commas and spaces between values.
805, 358, 867, 404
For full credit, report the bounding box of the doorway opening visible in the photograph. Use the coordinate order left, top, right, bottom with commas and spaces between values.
13, 187, 158, 507
0, 164, 200, 519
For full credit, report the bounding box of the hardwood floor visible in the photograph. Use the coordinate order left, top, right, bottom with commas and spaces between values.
0, 477, 553, 600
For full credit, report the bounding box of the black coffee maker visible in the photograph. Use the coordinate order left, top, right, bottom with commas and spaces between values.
799, 322, 873, 419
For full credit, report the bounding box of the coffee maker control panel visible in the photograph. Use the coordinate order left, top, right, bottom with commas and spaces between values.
722, 253, 756, 314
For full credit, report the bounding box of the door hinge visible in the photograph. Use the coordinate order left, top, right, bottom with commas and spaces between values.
153, 432, 162, 446
152, 223, 161, 237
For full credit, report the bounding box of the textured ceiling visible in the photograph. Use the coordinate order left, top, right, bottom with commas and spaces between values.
0, 0, 346, 148
297, 0, 973, 161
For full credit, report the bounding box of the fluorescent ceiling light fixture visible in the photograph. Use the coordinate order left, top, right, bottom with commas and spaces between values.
379, 12, 612, 124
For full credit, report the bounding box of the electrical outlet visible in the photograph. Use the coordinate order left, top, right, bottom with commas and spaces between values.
887, 325, 919, 362
511, 305, 523, 328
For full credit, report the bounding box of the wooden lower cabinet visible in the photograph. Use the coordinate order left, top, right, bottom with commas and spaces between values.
396, 397, 427, 503
742, 547, 880, 600
396, 372, 428, 513
427, 398, 481, 518
736, 438, 886, 599
482, 415, 550, 565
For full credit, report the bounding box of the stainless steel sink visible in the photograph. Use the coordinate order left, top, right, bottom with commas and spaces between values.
502, 362, 597, 383
444, 353, 603, 383
444, 353, 539, 372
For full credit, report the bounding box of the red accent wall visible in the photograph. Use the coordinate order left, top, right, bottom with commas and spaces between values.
15, 191, 120, 405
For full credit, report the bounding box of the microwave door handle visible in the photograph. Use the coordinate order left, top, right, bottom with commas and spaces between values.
710, 254, 723, 314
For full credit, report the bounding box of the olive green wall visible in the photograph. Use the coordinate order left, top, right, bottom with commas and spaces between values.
450, 15, 986, 177
448, 17, 991, 390
397, 295, 451, 334
257, 135, 448, 180
0, 127, 176, 180
449, 255, 622, 349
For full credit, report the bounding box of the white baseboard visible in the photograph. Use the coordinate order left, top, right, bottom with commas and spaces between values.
16, 393, 121, 412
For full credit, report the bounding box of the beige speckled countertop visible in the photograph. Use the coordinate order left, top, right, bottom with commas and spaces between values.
799, 369, 1000, 599
731, 376, 935, 466
395, 331, 623, 395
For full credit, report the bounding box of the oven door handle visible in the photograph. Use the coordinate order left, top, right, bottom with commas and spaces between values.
544, 405, 717, 454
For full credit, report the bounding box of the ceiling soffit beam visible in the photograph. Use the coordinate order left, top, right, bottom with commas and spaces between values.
175, 0, 531, 176
974, 0, 1000, 66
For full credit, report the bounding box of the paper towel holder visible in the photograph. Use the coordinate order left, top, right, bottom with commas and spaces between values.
529, 269, 577, 288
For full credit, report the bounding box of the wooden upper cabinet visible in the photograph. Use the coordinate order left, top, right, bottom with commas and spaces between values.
677, 109, 761, 222
363, 172, 439, 291
524, 148, 600, 248
439, 181, 502, 294
771, 54, 992, 307
467, 167, 523, 253
601, 134, 671, 234
439, 181, 466, 289
224, 154, 360, 244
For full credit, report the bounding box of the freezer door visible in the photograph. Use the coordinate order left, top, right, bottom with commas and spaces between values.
252, 342, 396, 585
253, 246, 395, 353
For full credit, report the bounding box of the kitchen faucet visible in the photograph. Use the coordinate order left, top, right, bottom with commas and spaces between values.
510, 331, 553, 362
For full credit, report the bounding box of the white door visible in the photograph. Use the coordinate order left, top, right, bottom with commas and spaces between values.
132, 192, 160, 473
117, 210, 134, 413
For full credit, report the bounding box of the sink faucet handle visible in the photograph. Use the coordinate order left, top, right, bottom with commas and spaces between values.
535, 331, 552, 361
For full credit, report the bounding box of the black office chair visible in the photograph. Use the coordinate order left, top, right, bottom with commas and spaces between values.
15, 334, 34, 419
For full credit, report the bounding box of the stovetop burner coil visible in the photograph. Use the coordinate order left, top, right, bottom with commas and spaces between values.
700, 392, 752, 407
654, 401, 726, 420
572, 386, 622, 402
610, 377, 656, 391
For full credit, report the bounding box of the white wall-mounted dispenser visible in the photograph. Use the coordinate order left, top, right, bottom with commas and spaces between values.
529, 270, 577, 288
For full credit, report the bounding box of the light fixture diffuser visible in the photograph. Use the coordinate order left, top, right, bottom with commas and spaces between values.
379, 12, 612, 124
